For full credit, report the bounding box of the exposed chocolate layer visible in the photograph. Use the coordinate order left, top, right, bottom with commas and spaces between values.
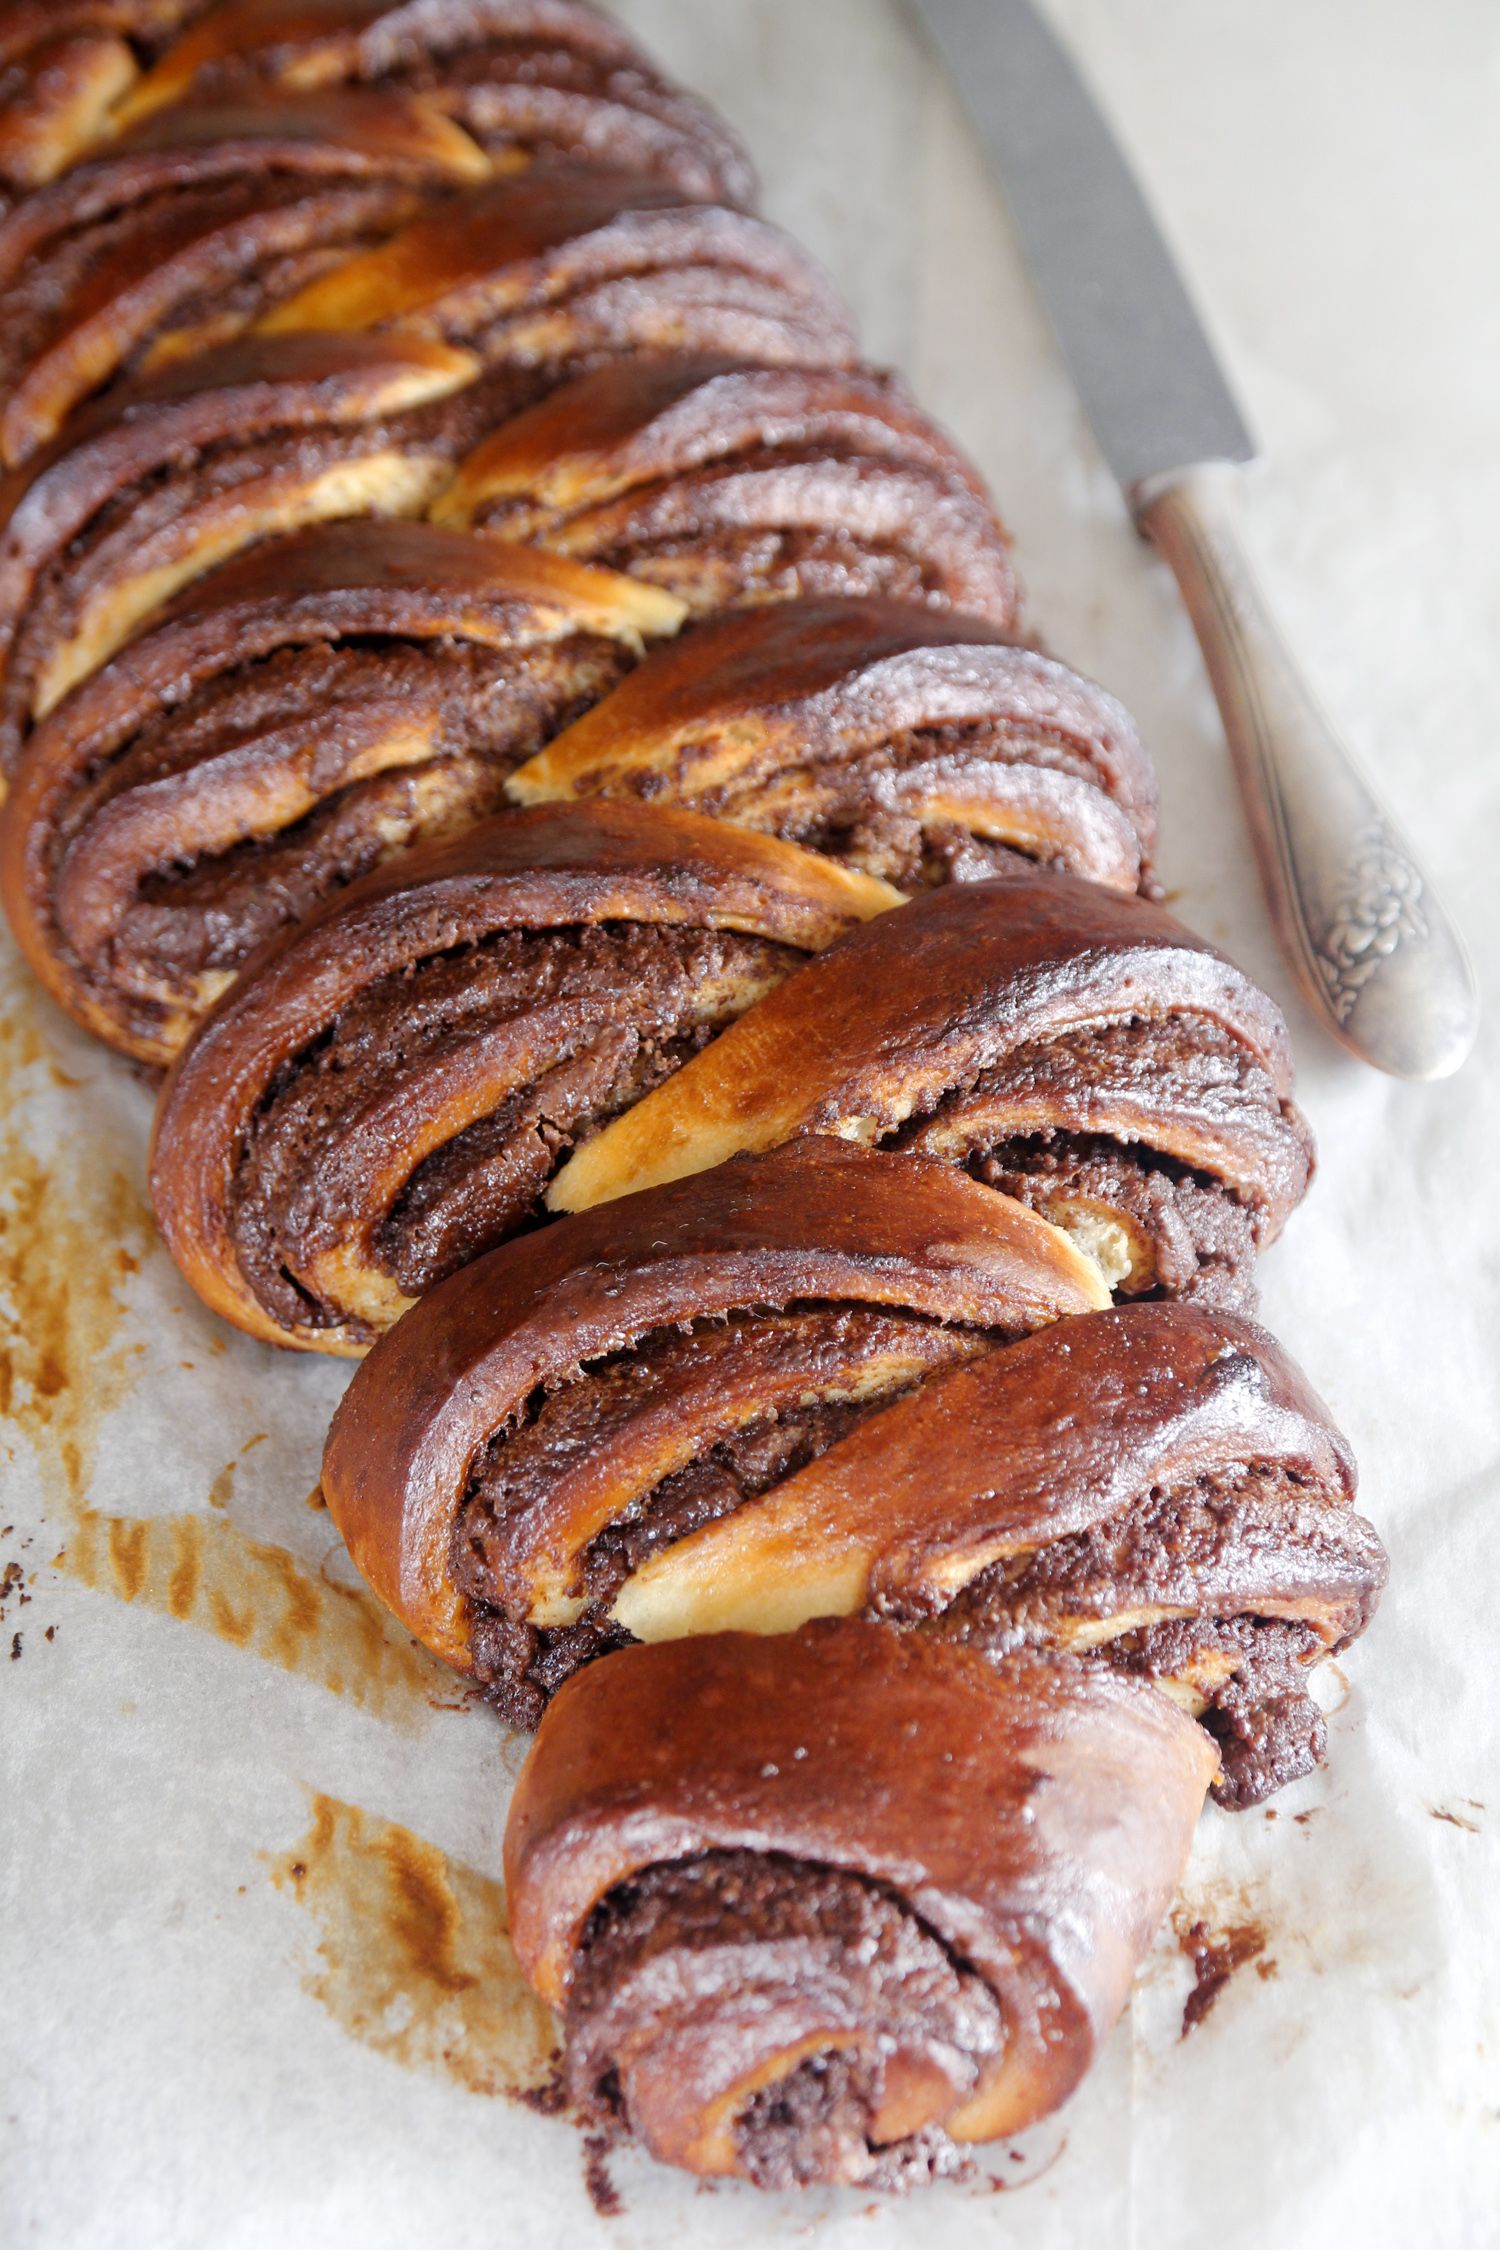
566, 1850, 997, 2191
258, 165, 857, 376
933, 1461, 1384, 1806
150, 806, 897, 1352
0, 90, 486, 463
911, 1010, 1308, 1307
2, 520, 685, 1060
0, 334, 501, 762
319, 1137, 1106, 1663
549, 873, 1314, 1312
513, 594, 1160, 897
456, 1301, 988, 1725
117, 0, 756, 204
504, 1623, 1217, 2178
230, 918, 801, 1327
606, 1303, 1381, 1808
445, 358, 1019, 628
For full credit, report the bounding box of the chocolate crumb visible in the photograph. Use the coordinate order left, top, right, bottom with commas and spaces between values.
1175, 1913, 1273, 2035
9, 1632, 21, 1661
1430, 1806, 1481, 1834
518, 2058, 568, 2117
44, 1625, 55, 1642
583, 2130, 624, 2218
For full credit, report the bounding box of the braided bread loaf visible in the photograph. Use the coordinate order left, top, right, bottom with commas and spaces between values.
0, 0, 1379, 2198
551, 869, 1313, 1308
321, 1140, 1382, 1802
149, 801, 896, 1348
435, 354, 1021, 626
320, 1137, 1108, 1704
509, 592, 1153, 891
108, 0, 757, 205
0, 87, 493, 466
505, 1620, 1218, 2186
1, 520, 685, 1058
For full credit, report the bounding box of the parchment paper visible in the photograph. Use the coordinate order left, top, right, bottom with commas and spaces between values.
4, 3, 1497, 2243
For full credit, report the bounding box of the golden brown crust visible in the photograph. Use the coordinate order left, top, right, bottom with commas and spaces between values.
620, 1301, 1368, 1640
0, 330, 484, 758
504, 1621, 1217, 2170
148, 800, 898, 1353
0, 1, 204, 193
608, 1301, 1387, 1807
0, 518, 686, 1060
319, 1136, 1108, 1669
256, 163, 855, 370
511, 594, 1156, 892
0, 33, 139, 193
437, 355, 1019, 628
549, 870, 1313, 1305
113, 0, 756, 205
0, 87, 488, 465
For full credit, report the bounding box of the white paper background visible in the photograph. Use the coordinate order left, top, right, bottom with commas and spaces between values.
3, 2, 1498, 2243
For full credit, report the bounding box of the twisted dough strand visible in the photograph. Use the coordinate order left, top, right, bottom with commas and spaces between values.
0, 0, 1373, 2194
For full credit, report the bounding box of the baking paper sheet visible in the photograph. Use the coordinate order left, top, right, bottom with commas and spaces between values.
4, 2, 1498, 2242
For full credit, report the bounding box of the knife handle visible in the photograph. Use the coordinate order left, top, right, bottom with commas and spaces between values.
1137, 464, 1477, 1081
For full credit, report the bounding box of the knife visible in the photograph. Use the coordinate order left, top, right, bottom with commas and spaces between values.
909, 0, 1477, 1081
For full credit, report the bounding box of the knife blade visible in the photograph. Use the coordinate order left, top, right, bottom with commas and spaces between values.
910, 0, 1478, 1081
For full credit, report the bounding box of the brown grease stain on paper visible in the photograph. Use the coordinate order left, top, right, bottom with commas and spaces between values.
0, 993, 151, 1509
57, 1502, 461, 1725
268, 1794, 558, 2097
1, 976, 460, 1727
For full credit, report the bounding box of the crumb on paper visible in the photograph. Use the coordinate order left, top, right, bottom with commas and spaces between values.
583, 2130, 624, 2219
1174, 1910, 1277, 2037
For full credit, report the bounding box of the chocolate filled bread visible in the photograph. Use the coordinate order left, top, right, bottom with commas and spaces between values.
110, 0, 756, 206
148, 801, 897, 1350
0, 87, 490, 466
321, 1147, 1381, 1803
319, 1137, 1108, 1709
0, 0, 1383, 2201
551, 869, 1314, 1309
510, 593, 1155, 892
504, 1620, 1217, 2185
601, 1300, 1386, 1808
0, 331, 490, 766
436, 355, 1020, 628
0, 520, 686, 1060
255, 163, 856, 374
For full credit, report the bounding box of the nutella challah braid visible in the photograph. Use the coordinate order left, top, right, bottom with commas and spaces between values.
504, 1621, 1218, 2187
149, 859, 1307, 1347
1, 520, 685, 1058
321, 1139, 1382, 1802
435, 354, 1022, 627
107, 0, 757, 205
318, 1137, 1109, 1708
0, 0, 1378, 2201
550, 869, 1313, 1309
508, 592, 1154, 892
148, 800, 896, 1349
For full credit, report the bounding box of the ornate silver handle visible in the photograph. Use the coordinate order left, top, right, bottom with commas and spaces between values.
1136, 464, 1478, 1081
